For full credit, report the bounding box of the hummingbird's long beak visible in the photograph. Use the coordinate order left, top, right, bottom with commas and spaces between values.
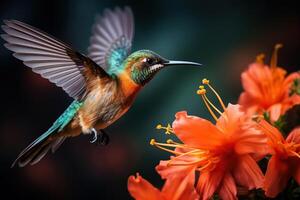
163, 60, 202, 67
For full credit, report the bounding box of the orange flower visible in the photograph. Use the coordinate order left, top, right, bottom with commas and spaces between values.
238, 44, 300, 121
127, 172, 198, 200
258, 120, 300, 198
152, 80, 268, 200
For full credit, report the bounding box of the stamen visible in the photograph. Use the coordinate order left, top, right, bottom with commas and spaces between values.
152, 140, 181, 148
293, 144, 300, 148
173, 149, 208, 161
201, 95, 218, 121
166, 139, 204, 150
167, 139, 181, 145
289, 150, 300, 158
270, 43, 283, 69
150, 139, 156, 145
199, 92, 218, 121
202, 79, 226, 110
256, 53, 265, 64
199, 85, 205, 89
197, 88, 206, 95
202, 78, 210, 84
167, 156, 209, 167
197, 160, 212, 171
156, 123, 173, 134
150, 139, 182, 155
203, 94, 223, 116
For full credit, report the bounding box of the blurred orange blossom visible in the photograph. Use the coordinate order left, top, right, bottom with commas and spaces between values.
238, 44, 300, 121
257, 120, 300, 198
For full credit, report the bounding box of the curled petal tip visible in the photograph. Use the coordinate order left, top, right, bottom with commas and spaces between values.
175, 111, 188, 119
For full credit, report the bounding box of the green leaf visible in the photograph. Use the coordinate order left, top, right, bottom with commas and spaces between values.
290, 78, 300, 96
263, 112, 271, 123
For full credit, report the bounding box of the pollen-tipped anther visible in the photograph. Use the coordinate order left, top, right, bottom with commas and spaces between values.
167, 139, 174, 144
202, 78, 210, 84
156, 124, 162, 129
156, 123, 173, 134
256, 53, 265, 64
150, 139, 156, 145
197, 89, 206, 95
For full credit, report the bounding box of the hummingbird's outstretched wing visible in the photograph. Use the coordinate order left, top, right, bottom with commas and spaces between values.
1, 20, 109, 100
87, 7, 134, 74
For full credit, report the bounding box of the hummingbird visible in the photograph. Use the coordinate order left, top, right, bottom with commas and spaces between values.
1, 7, 201, 167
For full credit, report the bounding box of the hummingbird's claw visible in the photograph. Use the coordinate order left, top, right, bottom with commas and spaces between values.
89, 128, 110, 145
90, 128, 98, 143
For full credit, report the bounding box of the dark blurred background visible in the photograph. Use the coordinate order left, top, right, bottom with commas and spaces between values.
0, 0, 299, 199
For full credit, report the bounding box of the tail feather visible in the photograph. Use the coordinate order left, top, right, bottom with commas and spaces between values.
28, 143, 52, 166
11, 136, 64, 168
12, 100, 82, 167
51, 136, 66, 153
16, 141, 51, 167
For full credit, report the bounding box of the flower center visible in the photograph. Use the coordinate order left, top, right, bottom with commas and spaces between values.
150, 138, 220, 172
256, 44, 287, 106
150, 80, 230, 172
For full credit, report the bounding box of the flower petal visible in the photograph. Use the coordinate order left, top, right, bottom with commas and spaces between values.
234, 126, 268, 157
264, 156, 291, 198
162, 170, 198, 200
268, 103, 282, 122
216, 104, 244, 134
282, 95, 300, 114
127, 174, 162, 200
240, 63, 264, 100
238, 92, 263, 118
233, 155, 264, 189
238, 92, 254, 108
218, 173, 238, 200
283, 71, 300, 92
197, 169, 224, 200
156, 155, 197, 180
172, 111, 225, 149
286, 127, 300, 144
258, 119, 284, 146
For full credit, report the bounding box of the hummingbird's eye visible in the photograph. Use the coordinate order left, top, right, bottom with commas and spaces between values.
142, 57, 155, 65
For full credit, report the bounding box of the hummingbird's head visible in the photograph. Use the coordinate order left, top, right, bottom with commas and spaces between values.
123, 50, 202, 85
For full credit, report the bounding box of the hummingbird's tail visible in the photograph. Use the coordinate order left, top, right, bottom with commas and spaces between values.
11, 133, 66, 168
11, 100, 82, 167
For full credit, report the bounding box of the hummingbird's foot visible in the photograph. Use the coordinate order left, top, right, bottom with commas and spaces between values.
89, 128, 110, 145
90, 128, 98, 143
97, 129, 109, 146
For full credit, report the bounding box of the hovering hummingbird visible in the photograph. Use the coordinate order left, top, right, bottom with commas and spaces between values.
1, 7, 201, 167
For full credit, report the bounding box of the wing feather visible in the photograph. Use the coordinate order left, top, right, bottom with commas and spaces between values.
88, 7, 134, 74
1, 20, 109, 100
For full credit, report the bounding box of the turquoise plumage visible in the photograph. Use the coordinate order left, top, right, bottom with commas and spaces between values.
107, 48, 129, 74
57, 101, 83, 131
11, 101, 83, 167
